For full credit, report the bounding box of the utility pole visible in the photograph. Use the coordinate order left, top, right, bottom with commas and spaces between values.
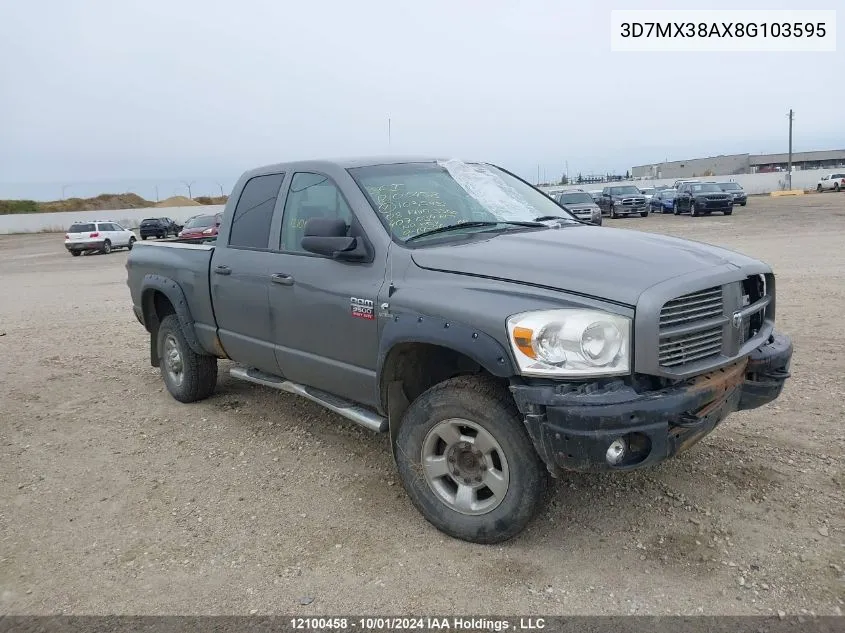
154, 185, 159, 202
537, 164, 540, 185
61, 184, 71, 200
787, 109, 794, 190
388, 117, 391, 147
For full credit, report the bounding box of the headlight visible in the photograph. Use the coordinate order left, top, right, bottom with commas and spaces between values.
506, 309, 631, 377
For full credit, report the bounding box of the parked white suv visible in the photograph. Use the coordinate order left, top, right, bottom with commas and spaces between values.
64, 221, 137, 256
817, 173, 845, 192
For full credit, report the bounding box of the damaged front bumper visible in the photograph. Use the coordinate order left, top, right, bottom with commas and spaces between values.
510, 332, 792, 475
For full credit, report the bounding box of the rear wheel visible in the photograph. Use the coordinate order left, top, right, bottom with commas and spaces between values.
101, 240, 111, 254
835, 183, 841, 192
157, 314, 218, 403
395, 376, 549, 544
70, 250, 81, 257
141, 235, 147, 240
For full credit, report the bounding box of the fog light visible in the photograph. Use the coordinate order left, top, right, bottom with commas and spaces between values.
606, 438, 627, 465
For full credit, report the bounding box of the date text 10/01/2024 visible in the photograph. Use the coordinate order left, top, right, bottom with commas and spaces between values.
290, 617, 547, 630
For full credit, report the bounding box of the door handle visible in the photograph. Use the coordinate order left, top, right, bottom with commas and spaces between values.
214, 265, 232, 275
270, 273, 295, 286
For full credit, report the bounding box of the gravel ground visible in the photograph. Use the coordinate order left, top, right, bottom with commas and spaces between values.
1, 193, 843, 616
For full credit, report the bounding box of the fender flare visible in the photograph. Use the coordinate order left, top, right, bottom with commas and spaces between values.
377, 311, 517, 459
140, 274, 205, 359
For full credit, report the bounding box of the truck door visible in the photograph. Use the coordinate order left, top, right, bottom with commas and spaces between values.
268, 171, 387, 408
210, 172, 287, 375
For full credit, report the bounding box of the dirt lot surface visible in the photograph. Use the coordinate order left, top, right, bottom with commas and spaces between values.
1, 193, 844, 616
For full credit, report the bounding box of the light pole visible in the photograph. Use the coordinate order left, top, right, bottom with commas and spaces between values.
61, 185, 71, 200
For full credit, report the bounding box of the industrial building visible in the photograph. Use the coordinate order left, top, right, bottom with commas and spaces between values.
631, 149, 845, 179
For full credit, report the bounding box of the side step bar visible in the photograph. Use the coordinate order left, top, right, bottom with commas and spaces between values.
229, 367, 387, 433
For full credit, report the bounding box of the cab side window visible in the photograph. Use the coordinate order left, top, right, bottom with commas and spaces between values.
228, 173, 285, 250
280, 172, 352, 253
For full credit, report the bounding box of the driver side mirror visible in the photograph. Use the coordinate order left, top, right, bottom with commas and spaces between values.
301, 218, 368, 261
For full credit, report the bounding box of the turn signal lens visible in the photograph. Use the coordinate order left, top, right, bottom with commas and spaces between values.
512, 327, 535, 358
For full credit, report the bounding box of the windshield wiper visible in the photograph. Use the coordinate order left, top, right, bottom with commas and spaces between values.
405, 221, 543, 243
533, 215, 579, 224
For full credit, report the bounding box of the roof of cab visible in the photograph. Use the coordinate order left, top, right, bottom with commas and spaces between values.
243, 155, 454, 178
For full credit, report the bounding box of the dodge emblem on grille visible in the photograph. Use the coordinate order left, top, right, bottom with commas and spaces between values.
732, 311, 743, 329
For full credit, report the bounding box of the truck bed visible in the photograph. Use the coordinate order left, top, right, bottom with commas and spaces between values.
126, 240, 217, 336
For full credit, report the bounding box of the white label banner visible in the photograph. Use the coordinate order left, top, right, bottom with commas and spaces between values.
611, 10, 836, 52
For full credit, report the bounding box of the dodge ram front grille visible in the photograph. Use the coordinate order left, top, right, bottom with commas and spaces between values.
659, 325, 723, 367
659, 287, 723, 328
658, 286, 724, 368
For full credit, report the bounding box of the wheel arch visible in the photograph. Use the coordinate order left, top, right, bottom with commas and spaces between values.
140, 274, 205, 365
376, 313, 516, 458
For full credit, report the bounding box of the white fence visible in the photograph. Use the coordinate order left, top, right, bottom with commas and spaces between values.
541, 168, 831, 197
0, 205, 224, 235
0, 167, 834, 235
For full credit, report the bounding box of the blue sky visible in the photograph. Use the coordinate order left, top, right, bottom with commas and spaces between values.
0, 0, 842, 200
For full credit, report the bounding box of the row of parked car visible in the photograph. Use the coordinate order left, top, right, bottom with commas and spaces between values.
551, 179, 747, 224
63, 213, 224, 256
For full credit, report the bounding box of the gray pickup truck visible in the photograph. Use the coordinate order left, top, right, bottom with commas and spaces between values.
126, 157, 793, 544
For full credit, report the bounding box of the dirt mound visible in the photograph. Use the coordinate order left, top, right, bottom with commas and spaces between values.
155, 196, 200, 208
39, 193, 152, 213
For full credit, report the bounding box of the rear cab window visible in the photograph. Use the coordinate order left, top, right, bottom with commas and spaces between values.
228, 173, 285, 249
68, 223, 95, 233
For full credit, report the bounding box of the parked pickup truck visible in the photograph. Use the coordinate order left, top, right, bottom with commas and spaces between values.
126, 157, 793, 544
597, 185, 650, 218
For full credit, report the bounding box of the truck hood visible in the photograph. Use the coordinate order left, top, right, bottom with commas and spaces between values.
410, 225, 757, 306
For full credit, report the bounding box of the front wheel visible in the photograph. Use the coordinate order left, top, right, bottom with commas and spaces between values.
817, 184, 822, 192
127, 237, 136, 250
690, 201, 699, 217
640, 211, 648, 218
740, 201, 746, 207
395, 376, 549, 544
157, 314, 218, 403
673, 202, 680, 215
724, 209, 733, 216
610, 205, 618, 219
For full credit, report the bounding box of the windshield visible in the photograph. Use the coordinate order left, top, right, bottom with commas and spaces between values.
557, 192, 594, 205
68, 223, 95, 233
660, 190, 676, 198
717, 183, 741, 191
609, 186, 641, 195
690, 183, 723, 193
349, 160, 576, 242
639, 188, 655, 195
184, 215, 216, 229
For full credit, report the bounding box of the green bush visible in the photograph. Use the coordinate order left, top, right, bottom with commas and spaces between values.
0, 200, 39, 215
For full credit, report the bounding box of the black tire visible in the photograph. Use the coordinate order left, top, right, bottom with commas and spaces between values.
690, 201, 699, 217
740, 202, 746, 207
70, 250, 81, 257
156, 314, 218, 403
640, 211, 648, 218
127, 237, 136, 250
817, 184, 822, 192
610, 205, 618, 219
724, 209, 733, 216
141, 235, 147, 240
395, 375, 549, 544
673, 202, 679, 215
835, 183, 840, 192
101, 240, 111, 254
